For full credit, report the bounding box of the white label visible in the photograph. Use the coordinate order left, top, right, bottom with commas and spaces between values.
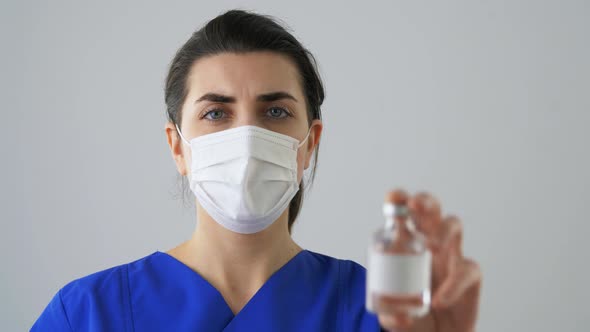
366, 249, 432, 296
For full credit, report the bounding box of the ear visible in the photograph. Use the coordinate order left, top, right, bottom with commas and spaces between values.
304, 119, 323, 170
165, 121, 188, 176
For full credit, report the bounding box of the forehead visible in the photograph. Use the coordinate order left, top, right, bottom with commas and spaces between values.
186, 51, 303, 99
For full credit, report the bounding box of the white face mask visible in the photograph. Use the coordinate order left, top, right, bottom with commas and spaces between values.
175, 124, 312, 234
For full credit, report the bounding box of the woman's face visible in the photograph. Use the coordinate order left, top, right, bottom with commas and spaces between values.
167, 51, 322, 185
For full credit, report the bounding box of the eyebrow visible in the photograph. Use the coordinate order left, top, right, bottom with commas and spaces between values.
194, 91, 298, 104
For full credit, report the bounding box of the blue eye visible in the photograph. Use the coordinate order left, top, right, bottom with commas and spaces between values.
202, 109, 226, 121
267, 107, 290, 119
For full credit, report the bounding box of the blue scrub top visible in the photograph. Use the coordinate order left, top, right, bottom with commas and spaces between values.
31, 249, 382, 331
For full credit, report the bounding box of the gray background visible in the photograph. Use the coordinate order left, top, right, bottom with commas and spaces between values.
2, 0, 589, 331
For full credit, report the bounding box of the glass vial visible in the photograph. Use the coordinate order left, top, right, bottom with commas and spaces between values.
366, 191, 432, 318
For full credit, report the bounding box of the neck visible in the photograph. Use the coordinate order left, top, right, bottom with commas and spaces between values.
181, 201, 302, 291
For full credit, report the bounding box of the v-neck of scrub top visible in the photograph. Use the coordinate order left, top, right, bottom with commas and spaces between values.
156, 249, 308, 324
130, 249, 314, 331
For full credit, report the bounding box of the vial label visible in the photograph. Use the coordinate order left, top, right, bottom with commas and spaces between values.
366, 249, 432, 296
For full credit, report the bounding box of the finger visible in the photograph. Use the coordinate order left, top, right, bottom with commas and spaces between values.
384, 188, 410, 206
429, 214, 463, 255
407, 191, 442, 234
378, 313, 414, 331
432, 257, 482, 308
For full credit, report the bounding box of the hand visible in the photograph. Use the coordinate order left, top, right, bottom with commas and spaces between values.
377, 189, 482, 332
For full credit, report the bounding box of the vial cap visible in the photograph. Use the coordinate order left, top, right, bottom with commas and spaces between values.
382, 202, 409, 218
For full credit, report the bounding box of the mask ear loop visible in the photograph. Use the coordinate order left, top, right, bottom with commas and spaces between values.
298, 125, 316, 192
297, 125, 314, 149
175, 123, 191, 146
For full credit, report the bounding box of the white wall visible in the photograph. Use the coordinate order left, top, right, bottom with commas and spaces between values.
2, 0, 588, 331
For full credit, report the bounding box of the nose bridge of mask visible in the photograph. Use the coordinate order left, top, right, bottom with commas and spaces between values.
176, 123, 311, 149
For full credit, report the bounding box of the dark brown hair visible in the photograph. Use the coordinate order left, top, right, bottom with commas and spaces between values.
164, 9, 325, 233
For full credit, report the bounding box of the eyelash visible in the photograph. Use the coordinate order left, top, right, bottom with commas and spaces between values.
200, 106, 293, 123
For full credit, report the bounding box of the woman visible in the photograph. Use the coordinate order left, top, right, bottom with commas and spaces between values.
31, 9, 481, 332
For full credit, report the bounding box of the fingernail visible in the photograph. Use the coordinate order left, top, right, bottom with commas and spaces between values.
423, 197, 435, 210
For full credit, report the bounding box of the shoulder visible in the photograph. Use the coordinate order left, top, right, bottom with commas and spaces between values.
305, 250, 380, 332
31, 252, 155, 331
305, 249, 368, 288
59, 259, 130, 301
